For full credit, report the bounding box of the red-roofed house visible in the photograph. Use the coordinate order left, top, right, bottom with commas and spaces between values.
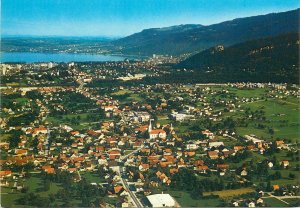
0, 170, 12, 178
217, 164, 229, 170
139, 163, 150, 171
108, 150, 120, 160
208, 151, 218, 159
42, 166, 55, 174
169, 168, 179, 174
196, 165, 209, 173
202, 129, 214, 139
68, 168, 77, 173
280, 160, 289, 168
114, 186, 123, 194
135, 125, 148, 133
15, 149, 28, 156
32, 126, 48, 136
194, 160, 204, 166
150, 129, 166, 139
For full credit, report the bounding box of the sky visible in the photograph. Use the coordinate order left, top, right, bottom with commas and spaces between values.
2, 0, 299, 37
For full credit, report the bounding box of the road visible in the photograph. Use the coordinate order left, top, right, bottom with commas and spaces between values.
44, 127, 51, 155
117, 167, 143, 208
119, 145, 145, 161
117, 138, 152, 207
262, 193, 300, 205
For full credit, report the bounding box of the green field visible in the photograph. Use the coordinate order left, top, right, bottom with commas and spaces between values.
168, 190, 222, 207
81, 172, 106, 183
1, 175, 62, 208
13, 98, 29, 106
229, 88, 267, 98
0, 133, 11, 142
111, 89, 144, 104
203, 188, 255, 198
25, 176, 62, 196
1, 189, 26, 208
283, 198, 300, 206
157, 115, 170, 125
46, 112, 104, 130
237, 98, 300, 141
263, 197, 289, 207
111, 89, 132, 95
103, 196, 119, 206
213, 88, 300, 142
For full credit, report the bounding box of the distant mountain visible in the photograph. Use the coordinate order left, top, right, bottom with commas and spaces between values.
112, 9, 300, 56
112, 24, 203, 54
176, 33, 299, 83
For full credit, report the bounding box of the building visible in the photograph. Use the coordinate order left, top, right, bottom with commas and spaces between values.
148, 119, 166, 139
170, 112, 194, 122
280, 160, 289, 168
0, 171, 12, 179
202, 130, 214, 139
208, 151, 219, 159
32, 126, 48, 137
186, 143, 198, 150
135, 111, 151, 123
208, 142, 224, 149
150, 129, 166, 139
147, 194, 177, 207
244, 135, 264, 148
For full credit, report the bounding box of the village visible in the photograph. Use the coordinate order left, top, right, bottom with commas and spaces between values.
0, 61, 300, 207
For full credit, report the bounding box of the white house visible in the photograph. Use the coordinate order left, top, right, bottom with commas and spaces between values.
248, 202, 255, 207
186, 144, 199, 150
268, 162, 274, 168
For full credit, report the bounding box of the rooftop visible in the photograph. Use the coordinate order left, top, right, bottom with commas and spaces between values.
146, 194, 177, 207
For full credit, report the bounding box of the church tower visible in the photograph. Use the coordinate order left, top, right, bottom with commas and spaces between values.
148, 119, 153, 133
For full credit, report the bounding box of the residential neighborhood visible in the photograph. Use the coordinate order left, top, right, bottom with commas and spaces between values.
0, 60, 299, 207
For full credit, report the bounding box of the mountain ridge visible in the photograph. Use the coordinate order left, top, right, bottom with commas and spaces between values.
112, 9, 300, 56
175, 33, 299, 83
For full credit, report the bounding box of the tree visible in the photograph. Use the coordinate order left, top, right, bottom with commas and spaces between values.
268, 127, 274, 135
94, 197, 104, 206
274, 171, 282, 179
8, 130, 22, 148
32, 137, 39, 153
21, 187, 29, 193
289, 173, 295, 179
43, 179, 50, 191
48, 193, 56, 202
266, 180, 272, 192
26, 91, 42, 100
190, 186, 203, 199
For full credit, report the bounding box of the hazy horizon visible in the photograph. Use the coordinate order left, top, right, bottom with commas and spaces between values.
2, 0, 299, 37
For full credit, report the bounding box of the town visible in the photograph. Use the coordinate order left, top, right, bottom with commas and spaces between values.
0, 60, 299, 207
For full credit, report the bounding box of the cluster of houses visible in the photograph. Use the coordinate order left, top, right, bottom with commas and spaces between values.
1, 73, 299, 207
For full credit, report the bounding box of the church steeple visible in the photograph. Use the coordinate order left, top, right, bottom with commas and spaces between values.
148, 119, 154, 133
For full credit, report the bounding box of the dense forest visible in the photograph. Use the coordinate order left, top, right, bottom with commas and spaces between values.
176, 33, 300, 84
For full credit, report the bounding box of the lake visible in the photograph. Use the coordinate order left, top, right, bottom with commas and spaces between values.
0, 52, 131, 63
